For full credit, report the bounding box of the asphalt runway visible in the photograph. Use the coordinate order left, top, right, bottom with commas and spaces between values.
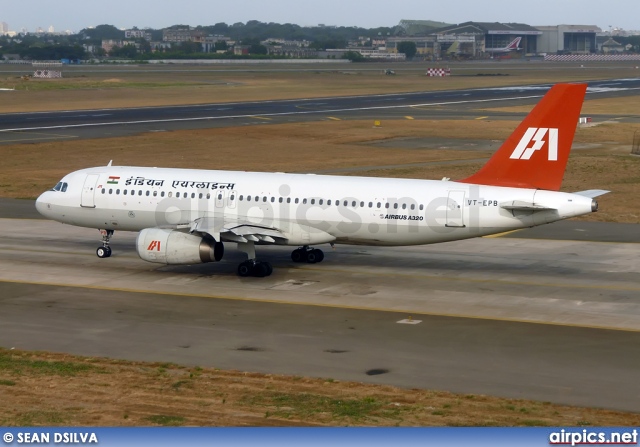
1, 217, 640, 411
1, 77, 640, 144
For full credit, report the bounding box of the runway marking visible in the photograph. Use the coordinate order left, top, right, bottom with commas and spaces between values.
483, 229, 523, 238
1, 278, 639, 333
475, 116, 488, 120
327, 117, 341, 121
404, 116, 414, 120
250, 116, 272, 121
0, 95, 552, 133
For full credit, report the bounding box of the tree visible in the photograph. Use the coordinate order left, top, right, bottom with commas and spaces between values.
396, 41, 417, 59
110, 44, 138, 59
249, 43, 267, 55
342, 50, 364, 62
214, 40, 228, 51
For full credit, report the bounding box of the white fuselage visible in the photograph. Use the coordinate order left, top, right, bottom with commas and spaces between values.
36, 166, 594, 247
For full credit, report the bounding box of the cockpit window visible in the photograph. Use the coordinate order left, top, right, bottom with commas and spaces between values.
51, 182, 68, 192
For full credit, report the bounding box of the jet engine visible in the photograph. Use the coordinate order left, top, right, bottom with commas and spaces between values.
136, 228, 223, 264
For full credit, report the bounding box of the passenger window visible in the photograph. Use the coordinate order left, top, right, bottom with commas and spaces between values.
109, 189, 113, 194
327, 200, 331, 205
123, 190, 128, 196
192, 193, 196, 199
394, 203, 398, 209
146, 191, 150, 196
303, 198, 307, 204
360, 201, 364, 207
402, 204, 407, 210
255, 196, 259, 202
168, 192, 172, 198
310, 199, 315, 205
219, 194, 224, 200
279, 197, 283, 203
369, 202, 372, 208
101, 189, 106, 194
271, 197, 275, 203
207, 193, 211, 199
352, 201, 356, 207
247, 196, 251, 202
263, 196, 267, 202
139, 190, 143, 196
377, 202, 381, 208
116, 189, 120, 195
230, 195, 235, 201
295, 198, 299, 204
410, 204, 415, 210
161, 192, 165, 197
419, 204, 424, 211
287, 198, 291, 203
343, 200, 348, 206
176, 192, 180, 198
385, 203, 389, 209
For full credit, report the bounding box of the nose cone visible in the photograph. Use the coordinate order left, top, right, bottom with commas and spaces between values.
35, 192, 52, 218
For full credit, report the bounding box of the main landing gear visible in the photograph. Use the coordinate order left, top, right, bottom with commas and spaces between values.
236, 241, 273, 278
291, 246, 324, 264
96, 229, 114, 258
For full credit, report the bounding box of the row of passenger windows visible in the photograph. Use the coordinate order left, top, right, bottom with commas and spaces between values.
100, 188, 425, 211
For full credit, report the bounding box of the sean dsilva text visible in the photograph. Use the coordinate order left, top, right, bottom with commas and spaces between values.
12, 432, 98, 444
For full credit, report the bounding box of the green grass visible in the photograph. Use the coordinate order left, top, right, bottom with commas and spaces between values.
0, 379, 16, 386
0, 80, 211, 92
144, 415, 186, 426
0, 350, 100, 376
242, 392, 407, 422
14, 410, 70, 426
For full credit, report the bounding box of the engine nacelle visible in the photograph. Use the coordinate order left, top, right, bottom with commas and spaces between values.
136, 228, 223, 264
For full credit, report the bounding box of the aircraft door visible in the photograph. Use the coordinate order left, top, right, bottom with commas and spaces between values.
445, 190, 466, 227
80, 174, 100, 208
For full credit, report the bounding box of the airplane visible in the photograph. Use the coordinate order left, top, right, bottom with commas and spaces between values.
35, 83, 608, 278
485, 36, 522, 54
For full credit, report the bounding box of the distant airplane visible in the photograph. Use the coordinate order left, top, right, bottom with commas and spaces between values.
36, 84, 607, 277
485, 36, 522, 54
445, 41, 472, 59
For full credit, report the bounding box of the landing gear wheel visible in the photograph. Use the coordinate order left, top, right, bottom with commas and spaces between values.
264, 262, 273, 277
238, 261, 254, 277
253, 262, 268, 278
96, 246, 111, 258
306, 250, 318, 264
291, 248, 305, 263
313, 249, 324, 263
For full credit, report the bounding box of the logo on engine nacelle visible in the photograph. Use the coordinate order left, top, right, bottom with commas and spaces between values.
147, 240, 161, 251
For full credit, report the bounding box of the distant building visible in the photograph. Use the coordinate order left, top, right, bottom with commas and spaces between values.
0, 22, 8, 34
48, 25, 54, 33
387, 36, 437, 57
601, 38, 625, 53
149, 41, 172, 52
101, 39, 122, 53
125, 29, 152, 40
202, 35, 230, 53
163, 28, 205, 43
536, 25, 601, 54
233, 45, 250, 56
321, 48, 406, 60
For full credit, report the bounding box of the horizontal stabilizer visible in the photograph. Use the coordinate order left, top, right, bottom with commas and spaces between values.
500, 200, 557, 211
573, 189, 610, 198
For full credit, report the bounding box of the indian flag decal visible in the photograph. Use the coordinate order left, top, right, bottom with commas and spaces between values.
107, 176, 120, 184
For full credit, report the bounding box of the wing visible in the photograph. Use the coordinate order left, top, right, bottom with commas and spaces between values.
189, 217, 288, 245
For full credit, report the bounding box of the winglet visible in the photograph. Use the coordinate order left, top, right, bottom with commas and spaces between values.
460, 83, 587, 191
107, 160, 113, 167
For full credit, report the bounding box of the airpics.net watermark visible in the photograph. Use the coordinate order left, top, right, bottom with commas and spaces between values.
549, 429, 638, 446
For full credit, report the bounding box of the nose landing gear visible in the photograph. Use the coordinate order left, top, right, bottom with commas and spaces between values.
96, 229, 114, 258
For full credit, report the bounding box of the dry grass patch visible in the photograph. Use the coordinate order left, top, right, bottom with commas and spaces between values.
1, 349, 638, 427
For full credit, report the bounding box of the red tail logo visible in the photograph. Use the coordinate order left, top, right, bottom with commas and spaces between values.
460, 83, 587, 191
147, 240, 161, 251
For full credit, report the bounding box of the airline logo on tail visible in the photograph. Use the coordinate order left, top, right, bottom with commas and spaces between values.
507, 37, 522, 50
510, 127, 559, 161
